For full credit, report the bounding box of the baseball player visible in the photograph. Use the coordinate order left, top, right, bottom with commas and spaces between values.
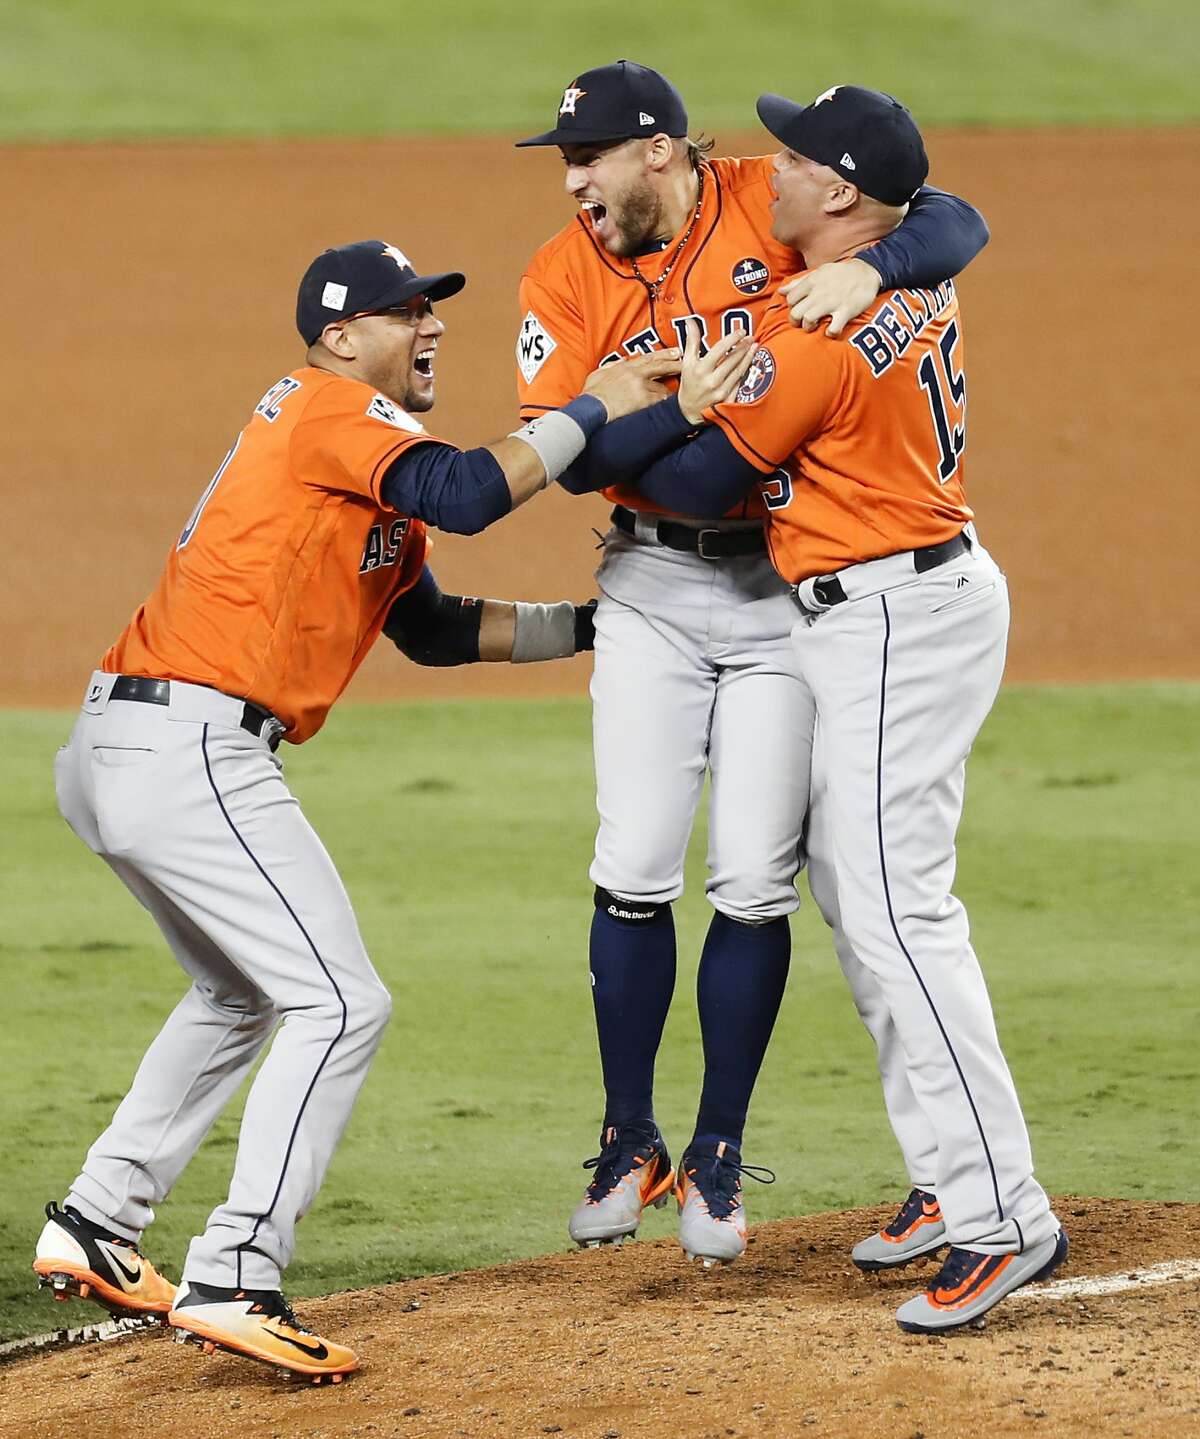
514, 61, 992, 1267
627, 86, 1068, 1331
32, 239, 681, 1381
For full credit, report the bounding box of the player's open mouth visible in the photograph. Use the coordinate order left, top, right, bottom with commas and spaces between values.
413, 348, 435, 378
580, 199, 607, 227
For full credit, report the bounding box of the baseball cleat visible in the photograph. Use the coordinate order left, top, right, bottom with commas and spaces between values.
168, 1280, 358, 1382
895, 1228, 1069, 1333
852, 1187, 947, 1271
33, 1200, 176, 1319
568, 1122, 675, 1246
675, 1141, 775, 1269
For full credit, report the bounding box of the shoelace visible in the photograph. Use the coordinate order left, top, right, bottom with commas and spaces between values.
925, 1246, 980, 1294
885, 1187, 935, 1237
684, 1149, 776, 1221
257, 1295, 307, 1335
582, 1124, 661, 1199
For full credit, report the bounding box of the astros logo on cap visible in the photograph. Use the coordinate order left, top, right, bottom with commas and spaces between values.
381, 244, 412, 270
814, 86, 841, 106
559, 84, 587, 116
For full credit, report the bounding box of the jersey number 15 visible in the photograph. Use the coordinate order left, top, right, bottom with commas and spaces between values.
916, 319, 966, 485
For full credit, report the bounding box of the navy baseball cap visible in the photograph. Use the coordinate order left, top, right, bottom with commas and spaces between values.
296, 240, 466, 345
516, 60, 688, 148
756, 85, 928, 205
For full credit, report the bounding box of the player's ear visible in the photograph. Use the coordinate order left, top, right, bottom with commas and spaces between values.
645, 134, 675, 172
320, 321, 358, 360
825, 179, 860, 216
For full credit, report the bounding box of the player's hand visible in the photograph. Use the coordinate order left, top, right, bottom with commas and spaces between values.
676, 319, 755, 424
582, 351, 681, 421
781, 257, 882, 338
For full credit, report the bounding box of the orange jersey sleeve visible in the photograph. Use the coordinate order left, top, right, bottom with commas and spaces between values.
516, 156, 802, 520
104, 367, 437, 743
709, 282, 974, 582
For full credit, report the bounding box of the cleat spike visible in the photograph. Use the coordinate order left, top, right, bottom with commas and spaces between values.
78, 1283, 90, 1299
331, 1373, 343, 1384
202, 1340, 216, 1355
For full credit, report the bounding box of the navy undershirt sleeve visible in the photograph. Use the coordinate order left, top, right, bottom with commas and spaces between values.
632, 425, 763, 518
381, 442, 512, 535
557, 396, 697, 495
857, 185, 989, 290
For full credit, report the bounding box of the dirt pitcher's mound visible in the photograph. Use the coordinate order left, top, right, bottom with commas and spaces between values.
1, 1198, 1197, 1439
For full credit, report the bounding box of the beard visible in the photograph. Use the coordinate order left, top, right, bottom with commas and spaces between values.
606, 178, 666, 257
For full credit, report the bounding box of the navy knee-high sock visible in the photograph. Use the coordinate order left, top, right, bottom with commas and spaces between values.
589, 899, 677, 1129
692, 912, 791, 1150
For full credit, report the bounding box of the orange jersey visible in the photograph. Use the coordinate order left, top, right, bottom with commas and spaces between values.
708, 280, 974, 582
517, 155, 802, 519
105, 367, 436, 743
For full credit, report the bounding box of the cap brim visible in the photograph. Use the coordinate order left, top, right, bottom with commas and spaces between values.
515, 127, 639, 148
414, 270, 466, 302
755, 93, 807, 149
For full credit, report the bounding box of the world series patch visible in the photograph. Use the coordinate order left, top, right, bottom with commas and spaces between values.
735, 347, 776, 403
732, 257, 770, 295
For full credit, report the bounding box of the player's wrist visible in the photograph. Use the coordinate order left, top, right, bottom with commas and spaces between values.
511, 600, 578, 662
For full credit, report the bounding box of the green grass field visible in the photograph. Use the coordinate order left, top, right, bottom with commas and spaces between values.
1, 0, 1197, 140
1, 684, 1196, 1341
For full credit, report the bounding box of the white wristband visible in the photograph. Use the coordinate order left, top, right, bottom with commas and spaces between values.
511, 601, 577, 662
507, 411, 588, 487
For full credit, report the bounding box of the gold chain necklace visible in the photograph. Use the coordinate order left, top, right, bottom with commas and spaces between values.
629, 174, 705, 303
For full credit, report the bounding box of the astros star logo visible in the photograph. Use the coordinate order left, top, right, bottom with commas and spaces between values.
814, 86, 841, 106
381, 244, 412, 270
559, 84, 587, 116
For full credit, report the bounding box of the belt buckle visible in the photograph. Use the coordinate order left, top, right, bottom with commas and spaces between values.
695, 528, 722, 560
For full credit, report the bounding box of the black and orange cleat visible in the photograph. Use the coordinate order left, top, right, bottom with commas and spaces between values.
169, 1281, 359, 1383
851, 1187, 947, 1272
33, 1200, 176, 1319
895, 1229, 1069, 1332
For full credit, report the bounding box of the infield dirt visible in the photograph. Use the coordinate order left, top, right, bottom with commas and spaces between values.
3, 130, 1197, 706
1, 1197, 1197, 1438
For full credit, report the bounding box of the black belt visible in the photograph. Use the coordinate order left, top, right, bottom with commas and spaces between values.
108, 675, 285, 751
809, 531, 971, 608
612, 504, 766, 560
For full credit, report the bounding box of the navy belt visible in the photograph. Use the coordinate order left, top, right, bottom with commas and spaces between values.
612, 504, 766, 560
809, 532, 971, 608
108, 675, 285, 751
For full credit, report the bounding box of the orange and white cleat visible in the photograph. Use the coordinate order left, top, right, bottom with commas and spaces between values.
568, 1123, 675, 1247
851, 1187, 947, 1272
168, 1281, 359, 1383
895, 1229, 1069, 1333
33, 1200, 176, 1319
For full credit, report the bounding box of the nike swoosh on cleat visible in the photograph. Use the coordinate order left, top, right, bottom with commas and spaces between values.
100, 1243, 142, 1287
270, 1329, 330, 1361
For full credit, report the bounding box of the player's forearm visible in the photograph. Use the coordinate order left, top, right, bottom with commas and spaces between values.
381, 397, 608, 533
385, 567, 596, 666
633, 426, 765, 516
557, 396, 697, 494
857, 185, 989, 289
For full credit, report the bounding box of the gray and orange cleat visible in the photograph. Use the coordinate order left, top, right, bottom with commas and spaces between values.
895, 1228, 1069, 1333
568, 1122, 675, 1247
675, 1141, 775, 1269
852, 1187, 947, 1272
169, 1281, 359, 1383
33, 1200, 176, 1319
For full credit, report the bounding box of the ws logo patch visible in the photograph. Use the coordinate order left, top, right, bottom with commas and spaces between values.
516, 311, 557, 383
360, 518, 410, 574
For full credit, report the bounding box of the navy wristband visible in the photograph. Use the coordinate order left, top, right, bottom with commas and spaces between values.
561, 393, 608, 439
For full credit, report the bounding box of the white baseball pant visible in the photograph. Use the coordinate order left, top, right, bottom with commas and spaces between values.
588, 522, 813, 920
54, 672, 391, 1290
